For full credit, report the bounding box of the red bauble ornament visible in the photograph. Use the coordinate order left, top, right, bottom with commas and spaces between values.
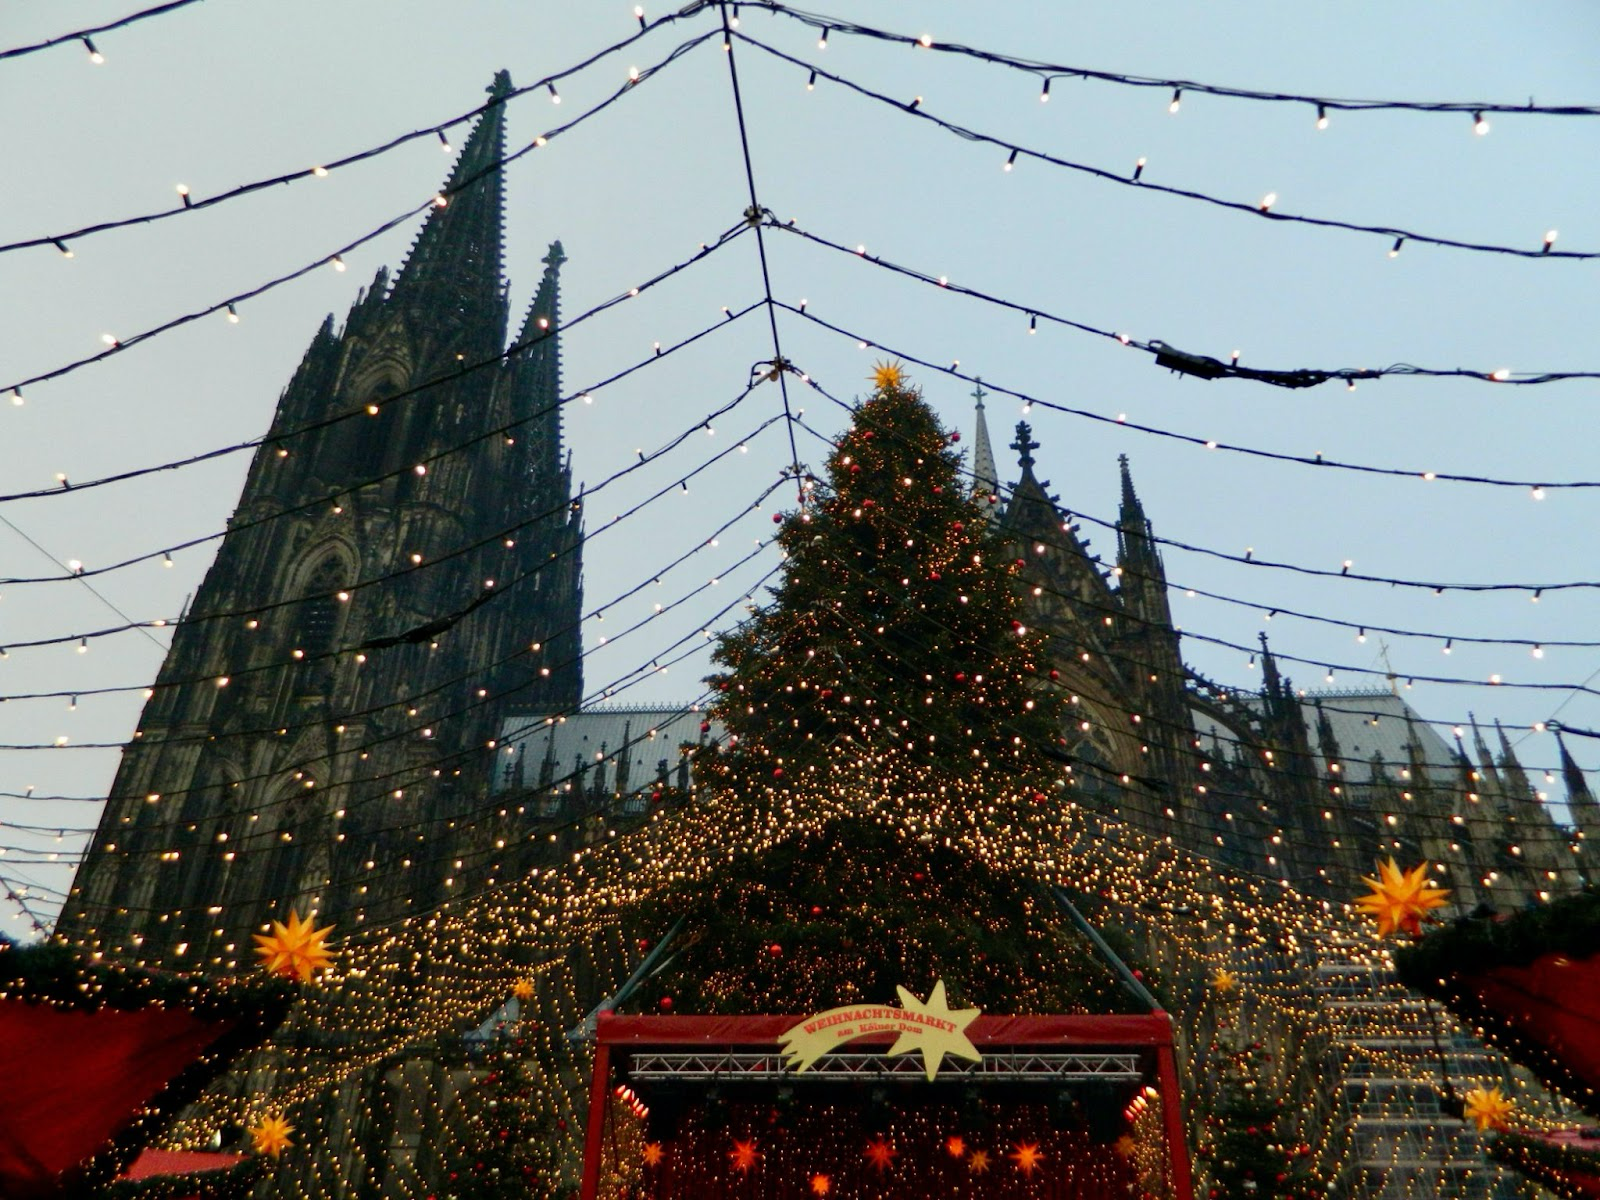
913, 871, 925, 882
768, 943, 783, 956
810, 905, 823, 916
637, 938, 652, 951
659, 996, 674, 1012
772, 513, 783, 523
700, 721, 711, 733
950, 431, 961, 442
1032, 791, 1047, 803
1049, 669, 1059, 680
850, 463, 861, 473
954, 672, 966, 682
929, 571, 940, 580
951, 520, 964, 531
773, 767, 784, 778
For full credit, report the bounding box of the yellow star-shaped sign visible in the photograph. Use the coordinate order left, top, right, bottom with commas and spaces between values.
642, 1142, 665, 1167
1211, 968, 1239, 994
810, 1173, 832, 1196
887, 980, 981, 1080
968, 1149, 991, 1174
1114, 1134, 1137, 1159
253, 909, 335, 982
512, 977, 535, 1001
945, 1135, 967, 1159
250, 1114, 294, 1157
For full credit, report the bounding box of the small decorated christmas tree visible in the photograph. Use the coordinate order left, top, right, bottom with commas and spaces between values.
1197, 987, 1322, 1200
437, 1038, 563, 1200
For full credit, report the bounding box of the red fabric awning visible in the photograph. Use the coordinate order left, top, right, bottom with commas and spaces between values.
120, 1148, 245, 1180
0, 997, 243, 1199
1467, 954, 1600, 1096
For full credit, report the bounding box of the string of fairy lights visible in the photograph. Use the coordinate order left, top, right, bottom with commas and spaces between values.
738, 32, 1596, 263
3, 29, 721, 402
4, 4, 1594, 1194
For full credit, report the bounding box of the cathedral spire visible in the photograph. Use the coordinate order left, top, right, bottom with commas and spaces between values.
1557, 729, 1596, 805
505, 241, 569, 495
1115, 454, 1159, 573
387, 70, 512, 356
970, 379, 999, 517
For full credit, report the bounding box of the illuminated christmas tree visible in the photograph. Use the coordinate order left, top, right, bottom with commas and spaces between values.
437, 1037, 565, 1200
1197, 999, 1322, 1200
698, 362, 1067, 814
632, 364, 1132, 1012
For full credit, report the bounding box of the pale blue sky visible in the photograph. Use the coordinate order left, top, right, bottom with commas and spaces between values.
2, 1, 1597, 932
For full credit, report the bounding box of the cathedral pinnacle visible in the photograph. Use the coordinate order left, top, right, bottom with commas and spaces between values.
1011, 421, 1040, 471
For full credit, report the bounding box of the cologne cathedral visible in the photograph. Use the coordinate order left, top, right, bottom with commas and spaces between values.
57, 73, 1591, 1200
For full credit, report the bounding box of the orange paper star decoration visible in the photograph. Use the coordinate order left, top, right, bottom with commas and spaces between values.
945, 1135, 967, 1159
1010, 1142, 1045, 1175
1464, 1085, 1515, 1132
253, 909, 336, 982
642, 1142, 665, 1167
968, 1149, 991, 1174
863, 1138, 898, 1172
250, 1114, 294, 1157
809, 1173, 832, 1196
871, 359, 905, 391
1354, 858, 1450, 937
1212, 968, 1239, 994
512, 977, 535, 1001
1114, 1134, 1138, 1159
729, 1138, 760, 1174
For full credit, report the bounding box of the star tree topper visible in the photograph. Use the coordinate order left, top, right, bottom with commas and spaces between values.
870, 359, 906, 391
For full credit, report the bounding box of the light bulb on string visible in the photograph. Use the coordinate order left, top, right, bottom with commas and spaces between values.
82, 36, 104, 64
176, 184, 192, 208
1542, 230, 1558, 254
53, 240, 74, 258
1315, 104, 1329, 130
1473, 111, 1490, 135
547, 82, 561, 104
10, 389, 22, 407
635, 5, 646, 29
225, 304, 239, 323
1039, 77, 1051, 103
1168, 88, 1182, 114
330, 255, 346, 272
1259, 192, 1278, 213
436, 130, 452, 153
1004, 148, 1018, 171
1388, 237, 1404, 258
1531, 485, 1546, 500
817, 26, 829, 49
806, 70, 816, 90
1131, 157, 1146, 181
